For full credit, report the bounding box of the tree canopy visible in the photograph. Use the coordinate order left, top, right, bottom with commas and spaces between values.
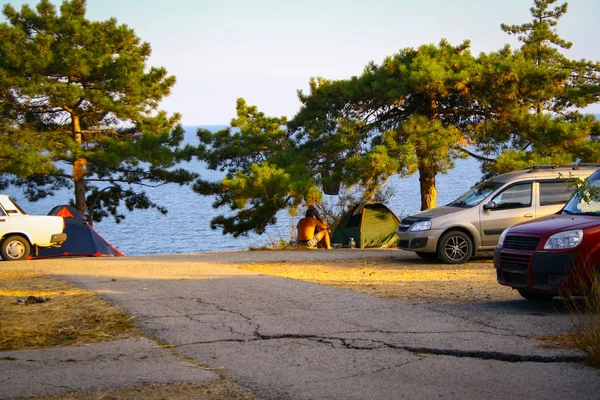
195, 40, 482, 236
195, 99, 317, 236
474, 0, 600, 174
0, 0, 196, 223
3, 0, 598, 238
196, 0, 600, 238
291, 40, 482, 211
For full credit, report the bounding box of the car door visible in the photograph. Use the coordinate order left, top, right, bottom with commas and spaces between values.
536, 179, 576, 218
479, 182, 534, 247
0, 206, 9, 239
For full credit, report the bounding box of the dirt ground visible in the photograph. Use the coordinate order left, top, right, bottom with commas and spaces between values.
0, 270, 140, 351
238, 257, 522, 303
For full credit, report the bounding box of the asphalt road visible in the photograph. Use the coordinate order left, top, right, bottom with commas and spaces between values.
2, 250, 599, 399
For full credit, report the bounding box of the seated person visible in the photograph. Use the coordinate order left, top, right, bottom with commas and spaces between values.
297, 209, 332, 249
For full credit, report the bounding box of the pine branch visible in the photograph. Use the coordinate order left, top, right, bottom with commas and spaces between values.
456, 146, 496, 163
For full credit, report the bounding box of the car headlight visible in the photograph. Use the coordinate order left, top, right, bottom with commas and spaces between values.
496, 229, 509, 250
543, 229, 583, 250
410, 221, 431, 232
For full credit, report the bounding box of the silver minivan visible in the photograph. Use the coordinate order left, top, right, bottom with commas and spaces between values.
396, 165, 600, 263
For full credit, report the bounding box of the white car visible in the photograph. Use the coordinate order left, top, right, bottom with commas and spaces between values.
0, 195, 67, 261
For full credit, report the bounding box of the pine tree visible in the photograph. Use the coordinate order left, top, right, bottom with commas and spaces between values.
476, 0, 600, 173
0, 0, 196, 223
195, 98, 315, 236
291, 40, 481, 210
194, 0, 600, 237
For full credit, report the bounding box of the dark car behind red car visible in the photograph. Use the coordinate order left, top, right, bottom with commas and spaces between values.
495, 170, 600, 301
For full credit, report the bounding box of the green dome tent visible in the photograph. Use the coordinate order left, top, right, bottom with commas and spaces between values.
331, 203, 401, 248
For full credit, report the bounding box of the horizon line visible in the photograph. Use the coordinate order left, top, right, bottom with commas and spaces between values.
182, 113, 600, 127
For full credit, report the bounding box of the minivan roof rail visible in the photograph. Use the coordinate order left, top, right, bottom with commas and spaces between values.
527, 165, 558, 172
576, 163, 600, 168
523, 164, 600, 172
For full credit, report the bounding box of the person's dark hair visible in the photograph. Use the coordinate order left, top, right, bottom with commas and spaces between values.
306, 209, 316, 218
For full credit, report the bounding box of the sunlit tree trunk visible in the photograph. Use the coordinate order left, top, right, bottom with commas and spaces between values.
418, 161, 437, 211
71, 115, 87, 217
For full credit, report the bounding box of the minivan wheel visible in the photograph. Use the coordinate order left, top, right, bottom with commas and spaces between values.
1, 235, 31, 261
517, 289, 555, 302
437, 230, 472, 264
415, 251, 438, 261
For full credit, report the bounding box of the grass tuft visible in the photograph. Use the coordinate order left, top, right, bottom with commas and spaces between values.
564, 274, 600, 367
541, 272, 600, 367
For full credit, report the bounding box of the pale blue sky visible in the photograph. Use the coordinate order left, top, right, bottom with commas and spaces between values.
5, 0, 600, 124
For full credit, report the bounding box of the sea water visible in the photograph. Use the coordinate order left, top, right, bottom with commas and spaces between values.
5, 126, 483, 255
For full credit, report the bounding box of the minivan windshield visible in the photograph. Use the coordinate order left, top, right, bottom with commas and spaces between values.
446, 181, 503, 208
562, 178, 600, 216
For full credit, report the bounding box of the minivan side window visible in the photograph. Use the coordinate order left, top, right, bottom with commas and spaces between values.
539, 180, 574, 206
491, 182, 532, 210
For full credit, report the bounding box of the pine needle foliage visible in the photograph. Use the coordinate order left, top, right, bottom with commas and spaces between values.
0, 0, 197, 223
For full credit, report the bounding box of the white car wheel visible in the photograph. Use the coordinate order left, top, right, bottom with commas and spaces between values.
1, 236, 31, 261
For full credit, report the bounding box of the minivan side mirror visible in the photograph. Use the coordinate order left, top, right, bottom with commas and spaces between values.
483, 201, 496, 211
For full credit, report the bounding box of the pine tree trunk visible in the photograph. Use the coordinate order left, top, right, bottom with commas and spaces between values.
418, 163, 437, 211
71, 115, 87, 217
418, 98, 439, 211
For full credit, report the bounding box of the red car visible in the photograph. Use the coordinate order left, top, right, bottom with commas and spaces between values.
495, 170, 600, 301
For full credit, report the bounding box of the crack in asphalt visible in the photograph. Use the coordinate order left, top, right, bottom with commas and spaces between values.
140, 309, 534, 342
134, 301, 585, 365
173, 332, 585, 364
421, 304, 520, 334
329, 328, 528, 339
264, 334, 586, 363
36, 380, 75, 390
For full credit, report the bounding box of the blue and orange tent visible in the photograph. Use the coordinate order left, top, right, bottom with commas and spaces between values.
32, 205, 124, 258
